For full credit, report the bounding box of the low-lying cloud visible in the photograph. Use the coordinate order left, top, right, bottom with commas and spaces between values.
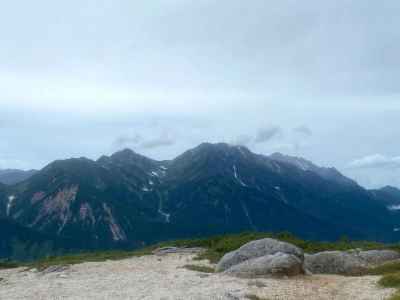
141, 136, 175, 149
113, 134, 143, 148
293, 125, 313, 137
254, 126, 283, 143
113, 133, 175, 150
232, 134, 253, 146
348, 154, 400, 169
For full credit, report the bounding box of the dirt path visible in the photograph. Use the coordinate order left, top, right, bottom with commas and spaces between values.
0, 253, 395, 300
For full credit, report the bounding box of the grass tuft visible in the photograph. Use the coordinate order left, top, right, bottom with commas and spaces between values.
26, 246, 157, 271
182, 264, 215, 273
379, 273, 400, 288
389, 292, 400, 300
369, 261, 400, 276
0, 262, 20, 270
245, 294, 270, 300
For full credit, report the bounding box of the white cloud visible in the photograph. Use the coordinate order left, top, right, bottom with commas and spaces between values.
293, 125, 313, 137
348, 154, 400, 169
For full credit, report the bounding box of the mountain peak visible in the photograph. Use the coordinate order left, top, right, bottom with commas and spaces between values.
269, 152, 315, 171
380, 186, 400, 193
191, 142, 252, 157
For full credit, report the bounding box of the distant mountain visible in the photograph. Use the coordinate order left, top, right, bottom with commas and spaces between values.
0, 169, 37, 185
371, 186, 400, 212
0, 143, 399, 259
269, 153, 358, 187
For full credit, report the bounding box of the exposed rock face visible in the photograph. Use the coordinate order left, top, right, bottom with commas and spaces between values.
305, 250, 400, 275
357, 250, 400, 265
217, 238, 400, 278
305, 251, 368, 275
224, 252, 304, 278
216, 238, 304, 275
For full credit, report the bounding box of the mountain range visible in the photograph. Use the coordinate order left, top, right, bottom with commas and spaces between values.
1, 143, 400, 260
0, 169, 38, 185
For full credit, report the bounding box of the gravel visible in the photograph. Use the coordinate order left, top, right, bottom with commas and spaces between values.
0, 253, 395, 300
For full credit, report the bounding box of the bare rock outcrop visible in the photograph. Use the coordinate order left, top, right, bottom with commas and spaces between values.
305, 249, 400, 275
217, 238, 400, 278
216, 238, 304, 273
304, 251, 368, 276
357, 250, 400, 265
223, 252, 304, 278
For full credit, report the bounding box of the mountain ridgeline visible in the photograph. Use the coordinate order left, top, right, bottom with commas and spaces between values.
1, 143, 400, 260
0, 169, 37, 185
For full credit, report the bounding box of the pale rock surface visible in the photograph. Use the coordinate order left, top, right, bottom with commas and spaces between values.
357, 250, 400, 265
216, 238, 304, 272
305, 251, 368, 275
224, 252, 304, 278
305, 250, 400, 275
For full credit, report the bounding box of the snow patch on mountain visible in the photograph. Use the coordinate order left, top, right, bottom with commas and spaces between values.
388, 205, 400, 211
158, 198, 170, 223
233, 165, 248, 187
6, 195, 16, 216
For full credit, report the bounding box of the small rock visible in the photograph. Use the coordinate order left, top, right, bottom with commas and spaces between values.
40, 265, 70, 275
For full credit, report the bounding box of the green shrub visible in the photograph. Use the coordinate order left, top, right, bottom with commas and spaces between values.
0, 261, 20, 270
379, 273, 400, 288
183, 264, 214, 273
389, 291, 400, 300
369, 261, 400, 275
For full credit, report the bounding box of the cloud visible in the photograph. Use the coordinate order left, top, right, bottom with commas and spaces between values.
113, 132, 175, 150
113, 134, 142, 148
231, 134, 253, 146
348, 154, 400, 169
254, 126, 283, 143
141, 136, 175, 149
293, 125, 313, 137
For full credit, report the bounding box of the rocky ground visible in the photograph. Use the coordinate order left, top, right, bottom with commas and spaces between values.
0, 252, 395, 300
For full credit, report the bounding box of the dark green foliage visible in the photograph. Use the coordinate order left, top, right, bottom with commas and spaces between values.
27, 250, 143, 271
368, 251, 400, 299
0, 261, 19, 270
0, 219, 73, 261
379, 273, 400, 288
369, 261, 400, 275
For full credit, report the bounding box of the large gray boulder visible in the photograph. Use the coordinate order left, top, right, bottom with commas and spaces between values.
224, 252, 304, 278
304, 251, 368, 275
357, 250, 400, 266
216, 238, 304, 272
304, 250, 400, 275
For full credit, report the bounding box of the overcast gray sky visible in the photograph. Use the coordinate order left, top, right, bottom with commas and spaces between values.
1, 0, 400, 188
